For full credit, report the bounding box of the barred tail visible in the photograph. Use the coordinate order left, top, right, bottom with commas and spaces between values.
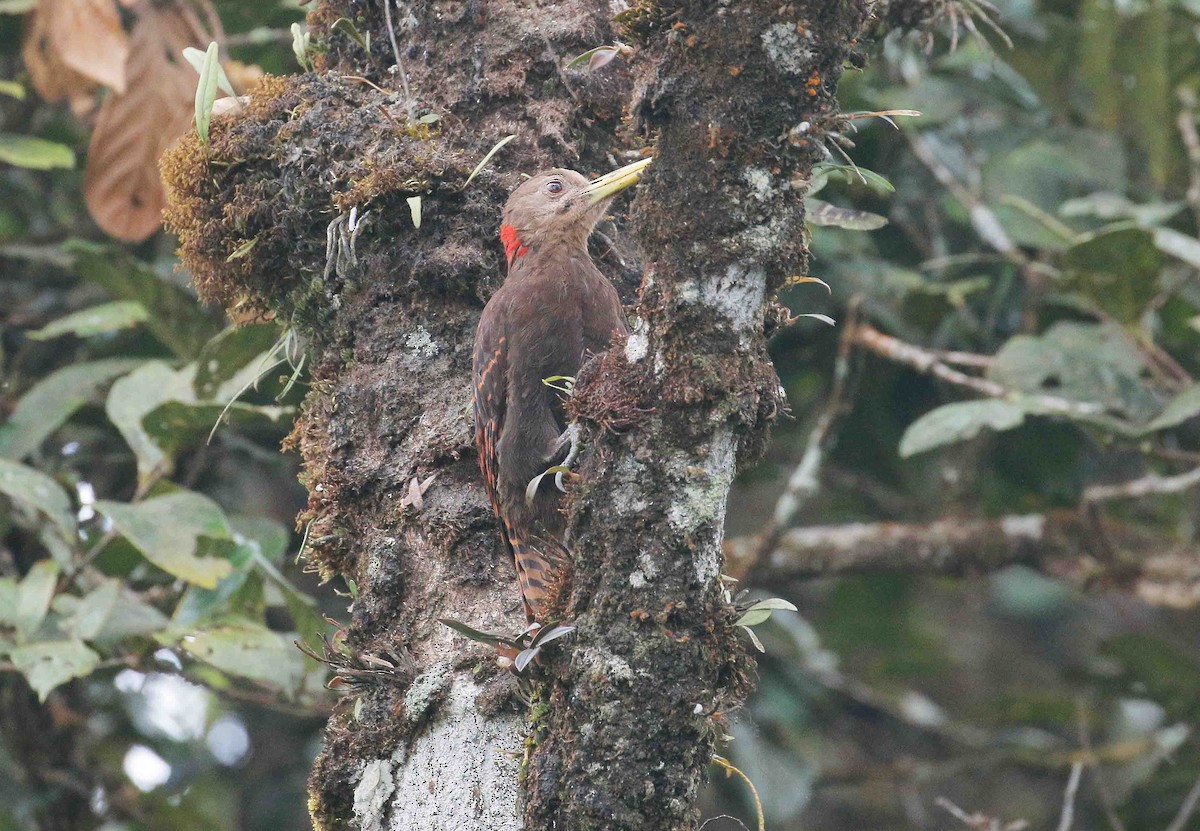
506, 530, 561, 622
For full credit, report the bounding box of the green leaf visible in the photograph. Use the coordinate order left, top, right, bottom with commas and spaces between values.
141, 400, 292, 457
438, 618, 514, 647
95, 492, 234, 588
8, 640, 100, 701
1144, 384, 1200, 433
106, 361, 194, 482
193, 323, 285, 400
192, 41, 220, 143
464, 135, 516, 188
807, 198, 887, 230
0, 359, 142, 460
27, 301, 149, 341
899, 399, 1028, 458
0, 579, 15, 628
15, 560, 60, 639
67, 579, 121, 641
0, 135, 75, 170
66, 242, 221, 358
987, 322, 1158, 426
736, 609, 773, 628
0, 0, 37, 11
176, 622, 306, 692
0, 80, 24, 100
744, 598, 798, 613
809, 162, 895, 196
92, 589, 169, 642
291, 23, 311, 71
0, 459, 75, 543
181, 45, 235, 98
1063, 223, 1162, 324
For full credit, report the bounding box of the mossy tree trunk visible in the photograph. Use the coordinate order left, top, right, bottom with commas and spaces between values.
163, 1, 873, 828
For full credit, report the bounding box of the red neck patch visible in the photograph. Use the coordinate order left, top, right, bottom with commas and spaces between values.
499, 223, 528, 265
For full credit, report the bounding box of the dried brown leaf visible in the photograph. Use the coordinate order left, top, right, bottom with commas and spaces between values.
84, 1, 214, 242
22, 0, 129, 102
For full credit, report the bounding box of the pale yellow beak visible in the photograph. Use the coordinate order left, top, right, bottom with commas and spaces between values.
582, 157, 652, 205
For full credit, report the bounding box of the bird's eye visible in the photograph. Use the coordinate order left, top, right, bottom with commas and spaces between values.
546, 180, 563, 195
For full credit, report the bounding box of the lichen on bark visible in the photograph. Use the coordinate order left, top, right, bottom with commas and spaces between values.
160, 0, 874, 828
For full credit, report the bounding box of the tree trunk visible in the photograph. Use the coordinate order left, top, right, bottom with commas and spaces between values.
162, 1, 873, 828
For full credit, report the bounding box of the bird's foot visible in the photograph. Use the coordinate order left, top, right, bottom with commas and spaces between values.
553, 423, 582, 492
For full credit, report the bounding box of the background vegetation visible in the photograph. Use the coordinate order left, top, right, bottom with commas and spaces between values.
1, 0, 1199, 829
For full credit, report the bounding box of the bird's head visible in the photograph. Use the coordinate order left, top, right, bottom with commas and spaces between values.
499, 157, 651, 266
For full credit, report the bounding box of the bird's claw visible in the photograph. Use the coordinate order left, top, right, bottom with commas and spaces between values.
553, 423, 582, 492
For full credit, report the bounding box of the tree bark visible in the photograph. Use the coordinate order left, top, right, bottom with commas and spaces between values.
162, 1, 872, 828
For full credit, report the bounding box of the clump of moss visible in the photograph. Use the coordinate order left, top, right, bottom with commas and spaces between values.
162, 72, 478, 337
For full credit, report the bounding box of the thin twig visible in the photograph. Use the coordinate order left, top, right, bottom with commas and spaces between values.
1177, 88, 1200, 226
755, 299, 862, 561
1055, 762, 1084, 831
1165, 770, 1200, 831
1084, 466, 1200, 502
1076, 702, 1129, 831
383, 0, 416, 120
853, 322, 1111, 421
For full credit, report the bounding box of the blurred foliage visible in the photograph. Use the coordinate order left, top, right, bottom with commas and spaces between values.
0, 2, 329, 830
2, 0, 1200, 831
721, 0, 1200, 828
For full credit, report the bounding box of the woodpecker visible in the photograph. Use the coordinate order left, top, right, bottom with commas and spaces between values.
473, 158, 651, 621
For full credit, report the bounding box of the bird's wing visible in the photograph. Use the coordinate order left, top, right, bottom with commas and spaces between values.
473, 321, 507, 529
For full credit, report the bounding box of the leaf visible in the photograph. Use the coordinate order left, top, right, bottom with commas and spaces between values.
0, 459, 75, 543
807, 198, 887, 230
743, 626, 765, 652
192, 323, 285, 400
22, 0, 129, 101
793, 313, 836, 326
84, 2, 213, 242
525, 465, 570, 506
0, 135, 75, 169
898, 399, 1028, 458
96, 492, 235, 588
176, 622, 306, 692
809, 162, 895, 195
514, 648, 538, 672
0, 0, 37, 12
291, 22, 311, 71
1153, 228, 1200, 271
27, 301, 149, 340
464, 134, 516, 188
438, 618, 513, 647
181, 44, 235, 98
736, 609, 773, 628
67, 579, 121, 640
565, 44, 627, 70
987, 322, 1158, 425
407, 195, 422, 229
528, 623, 575, 648
105, 361, 194, 481
192, 41, 220, 144
8, 640, 100, 701
1063, 223, 1162, 324
15, 560, 60, 639
0, 80, 24, 99
68, 242, 221, 357
743, 598, 798, 613
1144, 384, 1200, 433
92, 588, 169, 642
0, 358, 142, 460
142, 401, 293, 456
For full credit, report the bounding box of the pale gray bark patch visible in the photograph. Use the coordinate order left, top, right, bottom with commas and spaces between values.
360, 678, 523, 831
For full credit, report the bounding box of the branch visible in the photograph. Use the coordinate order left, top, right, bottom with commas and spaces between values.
726, 512, 1199, 606
1084, 466, 1200, 502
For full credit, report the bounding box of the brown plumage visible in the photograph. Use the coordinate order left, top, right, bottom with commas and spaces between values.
472, 159, 650, 621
